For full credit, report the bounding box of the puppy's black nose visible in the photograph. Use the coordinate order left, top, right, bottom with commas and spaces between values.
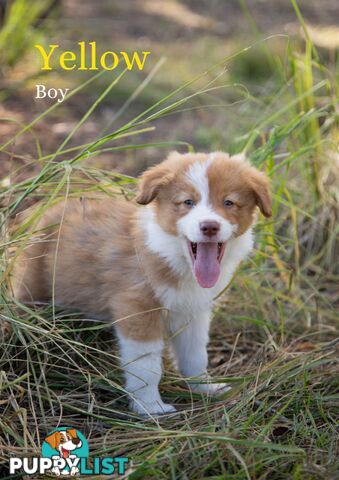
73, 438, 81, 445
200, 221, 220, 237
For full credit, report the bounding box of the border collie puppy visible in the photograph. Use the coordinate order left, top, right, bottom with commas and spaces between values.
13, 152, 271, 415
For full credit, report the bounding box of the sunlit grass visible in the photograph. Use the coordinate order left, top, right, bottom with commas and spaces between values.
0, 3, 338, 479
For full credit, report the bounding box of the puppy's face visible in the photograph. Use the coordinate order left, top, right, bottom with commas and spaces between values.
136, 152, 271, 288
45, 429, 82, 458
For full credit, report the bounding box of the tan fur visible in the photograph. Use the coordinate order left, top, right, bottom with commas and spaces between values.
207, 155, 272, 234
13, 199, 173, 341
12, 152, 271, 343
137, 151, 271, 236
45, 431, 62, 450
67, 428, 78, 439
45, 428, 79, 450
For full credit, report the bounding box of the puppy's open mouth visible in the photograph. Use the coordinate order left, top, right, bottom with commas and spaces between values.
187, 241, 226, 288
61, 447, 70, 458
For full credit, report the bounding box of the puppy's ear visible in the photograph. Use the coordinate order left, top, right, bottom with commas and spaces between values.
67, 429, 77, 439
135, 162, 175, 205
45, 431, 60, 450
248, 169, 272, 218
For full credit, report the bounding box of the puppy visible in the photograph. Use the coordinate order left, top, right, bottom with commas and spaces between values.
45, 429, 82, 458
45, 428, 82, 476
13, 151, 271, 416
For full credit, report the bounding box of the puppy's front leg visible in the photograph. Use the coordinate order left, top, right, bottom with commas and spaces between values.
170, 311, 230, 395
116, 332, 176, 416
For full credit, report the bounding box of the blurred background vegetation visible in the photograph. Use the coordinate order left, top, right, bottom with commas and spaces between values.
0, 0, 338, 177
0, 1, 338, 479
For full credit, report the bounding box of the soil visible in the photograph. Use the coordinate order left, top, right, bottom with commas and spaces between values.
1, 0, 338, 182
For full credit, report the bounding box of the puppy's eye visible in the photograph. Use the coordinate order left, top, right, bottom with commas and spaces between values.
223, 199, 234, 207
184, 199, 195, 207
60, 438, 65, 443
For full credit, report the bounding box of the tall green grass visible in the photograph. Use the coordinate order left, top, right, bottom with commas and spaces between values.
0, 0, 54, 69
0, 5, 338, 480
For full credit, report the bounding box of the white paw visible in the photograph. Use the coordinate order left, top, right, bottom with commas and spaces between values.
190, 381, 231, 396
130, 399, 177, 416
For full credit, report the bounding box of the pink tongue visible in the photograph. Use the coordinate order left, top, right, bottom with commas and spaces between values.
194, 243, 220, 288
62, 447, 69, 458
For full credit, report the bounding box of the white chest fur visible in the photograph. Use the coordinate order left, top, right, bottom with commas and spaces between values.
139, 207, 253, 318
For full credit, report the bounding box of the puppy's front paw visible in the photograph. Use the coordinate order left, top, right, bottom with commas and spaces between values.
52, 468, 61, 476
189, 380, 231, 396
70, 466, 80, 476
130, 399, 177, 417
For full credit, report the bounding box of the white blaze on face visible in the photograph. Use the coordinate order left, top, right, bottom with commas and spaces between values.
58, 431, 81, 458
177, 157, 236, 288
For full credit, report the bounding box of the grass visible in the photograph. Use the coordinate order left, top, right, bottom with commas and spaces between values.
0, 0, 56, 69
0, 1, 338, 478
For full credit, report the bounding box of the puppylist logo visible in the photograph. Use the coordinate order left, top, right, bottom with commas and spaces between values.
10, 427, 129, 476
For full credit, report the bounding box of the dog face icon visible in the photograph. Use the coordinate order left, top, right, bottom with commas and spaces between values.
45, 428, 82, 458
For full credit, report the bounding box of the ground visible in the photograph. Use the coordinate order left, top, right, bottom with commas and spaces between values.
1, 0, 339, 180
0, 1, 338, 479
